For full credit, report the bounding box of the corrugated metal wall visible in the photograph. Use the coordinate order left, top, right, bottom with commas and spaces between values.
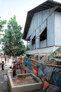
55, 12, 61, 46
26, 7, 58, 50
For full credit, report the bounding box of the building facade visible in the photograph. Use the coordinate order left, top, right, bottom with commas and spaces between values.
23, 0, 61, 56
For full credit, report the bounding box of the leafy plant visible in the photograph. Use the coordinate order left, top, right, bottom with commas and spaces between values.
2, 16, 26, 56
0, 17, 7, 31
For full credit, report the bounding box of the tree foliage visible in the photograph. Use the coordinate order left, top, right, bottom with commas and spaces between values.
0, 17, 7, 51
2, 16, 26, 56
0, 17, 7, 32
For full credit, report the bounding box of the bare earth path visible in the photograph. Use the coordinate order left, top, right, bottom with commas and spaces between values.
0, 55, 41, 92
0, 65, 41, 92
0, 65, 9, 92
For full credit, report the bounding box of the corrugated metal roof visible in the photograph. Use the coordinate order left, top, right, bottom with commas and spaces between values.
23, 1, 61, 39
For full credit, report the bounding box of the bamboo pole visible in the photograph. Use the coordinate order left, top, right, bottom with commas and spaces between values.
38, 50, 40, 62
46, 53, 48, 61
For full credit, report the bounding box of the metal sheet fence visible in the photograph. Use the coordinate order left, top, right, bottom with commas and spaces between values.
52, 69, 61, 90
24, 58, 61, 91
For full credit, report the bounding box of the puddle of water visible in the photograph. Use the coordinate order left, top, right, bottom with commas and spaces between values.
4, 75, 8, 81
12, 76, 38, 86
0, 81, 4, 84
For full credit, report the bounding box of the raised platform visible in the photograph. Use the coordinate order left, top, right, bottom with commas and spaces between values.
8, 73, 42, 92
26, 46, 59, 56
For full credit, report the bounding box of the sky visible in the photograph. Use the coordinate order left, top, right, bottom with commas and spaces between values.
0, 0, 61, 45
0, 0, 61, 33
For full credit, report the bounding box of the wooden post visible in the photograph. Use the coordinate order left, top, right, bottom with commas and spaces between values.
38, 50, 40, 62
34, 54, 36, 61
34, 54, 35, 60
46, 53, 48, 61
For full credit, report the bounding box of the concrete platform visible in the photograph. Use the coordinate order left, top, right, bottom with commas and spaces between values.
8, 73, 42, 92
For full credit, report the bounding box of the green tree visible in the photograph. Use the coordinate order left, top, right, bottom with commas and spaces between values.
0, 17, 6, 53
0, 17, 7, 32
2, 16, 26, 56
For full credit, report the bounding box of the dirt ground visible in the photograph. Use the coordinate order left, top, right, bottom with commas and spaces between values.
0, 62, 41, 92
0, 65, 9, 92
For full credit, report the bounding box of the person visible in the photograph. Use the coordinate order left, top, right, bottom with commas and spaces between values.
8, 66, 12, 75
5, 56, 6, 64
13, 62, 16, 66
13, 62, 16, 77
19, 58, 24, 73
2, 61, 4, 70
20, 62, 23, 73
24, 64, 27, 73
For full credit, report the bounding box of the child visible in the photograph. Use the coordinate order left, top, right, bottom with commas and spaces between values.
8, 66, 12, 75
13, 62, 16, 77
20, 58, 24, 73
20, 62, 23, 73
24, 64, 27, 73
2, 61, 4, 70
5, 56, 6, 64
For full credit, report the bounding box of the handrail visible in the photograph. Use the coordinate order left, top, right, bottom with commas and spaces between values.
48, 47, 61, 60
25, 58, 61, 68
39, 62, 61, 68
